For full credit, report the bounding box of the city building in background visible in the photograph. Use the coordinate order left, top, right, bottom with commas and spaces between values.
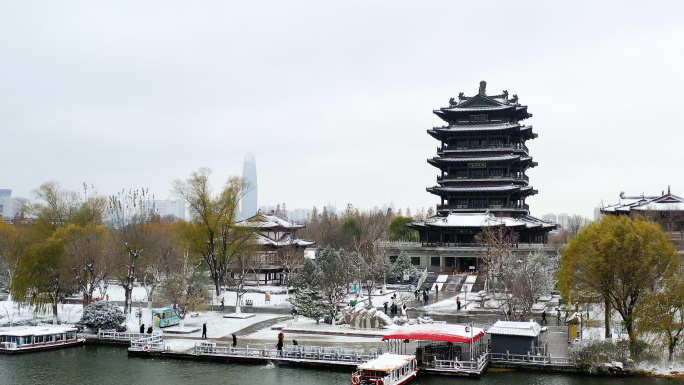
542, 213, 557, 224
0, 189, 27, 223
153, 199, 186, 221
240, 153, 258, 220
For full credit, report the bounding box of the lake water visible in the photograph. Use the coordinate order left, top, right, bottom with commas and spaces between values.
0, 345, 672, 385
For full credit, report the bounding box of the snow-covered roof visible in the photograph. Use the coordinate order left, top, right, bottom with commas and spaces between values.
431, 122, 521, 132
383, 324, 484, 344
253, 232, 314, 247
236, 213, 305, 229
602, 191, 684, 214
486, 321, 541, 337
438, 105, 514, 113
428, 185, 530, 194
410, 213, 556, 229
0, 326, 77, 337
357, 353, 415, 371
428, 155, 520, 163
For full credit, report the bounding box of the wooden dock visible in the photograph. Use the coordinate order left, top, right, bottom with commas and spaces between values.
120, 331, 578, 375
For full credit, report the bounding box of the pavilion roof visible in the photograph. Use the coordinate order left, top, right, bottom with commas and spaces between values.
602, 191, 684, 214
426, 185, 537, 195
431, 122, 520, 133
236, 213, 305, 230
253, 232, 315, 247
409, 213, 556, 229
428, 155, 537, 168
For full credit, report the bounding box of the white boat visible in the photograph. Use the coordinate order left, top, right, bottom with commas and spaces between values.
0, 326, 85, 354
351, 353, 417, 385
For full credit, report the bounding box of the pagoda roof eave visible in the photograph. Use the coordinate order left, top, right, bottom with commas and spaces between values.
409, 213, 556, 230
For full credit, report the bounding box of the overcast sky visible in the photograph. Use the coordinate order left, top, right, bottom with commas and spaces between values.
3, 1, 684, 219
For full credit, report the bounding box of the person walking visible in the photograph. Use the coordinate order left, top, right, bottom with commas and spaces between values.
541, 310, 547, 325
140, 323, 145, 334
423, 291, 429, 305
276, 332, 284, 356
383, 301, 388, 314
220, 297, 225, 310
202, 322, 207, 339
556, 308, 562, 325
232, 333, 237, 347
456, 296, 461, 311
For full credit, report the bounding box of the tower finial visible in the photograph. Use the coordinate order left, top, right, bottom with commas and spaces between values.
668, 185, 671, 195
479, 80, 487, 95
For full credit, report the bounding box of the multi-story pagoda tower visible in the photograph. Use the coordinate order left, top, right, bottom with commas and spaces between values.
410, 81, 556, 247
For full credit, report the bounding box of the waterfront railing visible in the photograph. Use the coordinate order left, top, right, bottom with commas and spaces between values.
489, 352, 571, 366
194, 343, 382, 364
99, 330, 162, 342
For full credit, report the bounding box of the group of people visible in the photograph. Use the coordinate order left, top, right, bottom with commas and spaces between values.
383, 294, 406, 316
139, 324, 153, 334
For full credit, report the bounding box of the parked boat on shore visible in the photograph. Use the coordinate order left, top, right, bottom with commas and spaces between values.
351, 353, 417, 385
0, 326, 84, 354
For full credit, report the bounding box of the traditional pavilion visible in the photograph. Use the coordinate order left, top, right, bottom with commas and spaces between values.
601, 187, 684, 233
235, 212, 314, 285
409, 81, 556, 249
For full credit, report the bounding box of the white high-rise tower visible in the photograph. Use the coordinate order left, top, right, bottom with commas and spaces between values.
241, 153, 258, 220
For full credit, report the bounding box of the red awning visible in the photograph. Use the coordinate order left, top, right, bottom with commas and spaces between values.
382, 324, 484, 344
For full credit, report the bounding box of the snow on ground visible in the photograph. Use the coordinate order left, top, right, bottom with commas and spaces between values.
0, 301, 83, 326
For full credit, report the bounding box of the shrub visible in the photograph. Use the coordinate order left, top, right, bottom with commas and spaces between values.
77, 301, 125, 332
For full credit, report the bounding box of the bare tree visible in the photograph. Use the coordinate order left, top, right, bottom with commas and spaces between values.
108, 188, 154, 315
474, 219, 518, 295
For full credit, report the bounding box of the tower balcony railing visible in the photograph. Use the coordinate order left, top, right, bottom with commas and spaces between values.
437, 174, 529, 183
436, 203, 530, 211
437, 143, 529, 153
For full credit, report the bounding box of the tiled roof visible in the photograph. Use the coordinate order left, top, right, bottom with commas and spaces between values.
429, 155, 520, 163
602, 192, 684, 213
427, 186, 523, 193
409, 213, 556, 229
236, 213, 305, 229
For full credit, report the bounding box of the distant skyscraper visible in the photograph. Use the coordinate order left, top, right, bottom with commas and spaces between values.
153, 199, 186, 220
542, 213, 557, 224
241, 153, 258, 220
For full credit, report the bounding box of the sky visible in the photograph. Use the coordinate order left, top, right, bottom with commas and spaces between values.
2, 1, 684, 220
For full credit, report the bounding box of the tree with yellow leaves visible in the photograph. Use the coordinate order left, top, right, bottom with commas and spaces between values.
559, 215, 679, 353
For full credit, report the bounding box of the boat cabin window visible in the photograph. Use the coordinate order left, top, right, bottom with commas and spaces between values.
56, 333, 63, 342
67, 331, 76, 340
34, 335, 44, 344
21, 336, 31, 345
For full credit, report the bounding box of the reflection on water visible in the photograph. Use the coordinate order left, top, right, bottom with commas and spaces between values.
0, 345, 672, 385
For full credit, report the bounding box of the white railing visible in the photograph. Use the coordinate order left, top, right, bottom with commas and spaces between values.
194, 343, 381, 363
130, 333, 164, 352
489, 352, 571, 366
434, 351, 489, 373
99, 330, 161, 341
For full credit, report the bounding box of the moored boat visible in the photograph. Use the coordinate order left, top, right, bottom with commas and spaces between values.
0, 326, 85, 354
351, 353, 417, 385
